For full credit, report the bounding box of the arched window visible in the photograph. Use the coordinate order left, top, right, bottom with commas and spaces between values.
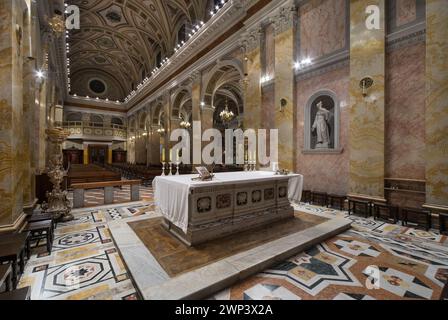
91, 115, 104, 128
304, 91, 340, 152
111, 117, 123, 126
66, 112, 82, 122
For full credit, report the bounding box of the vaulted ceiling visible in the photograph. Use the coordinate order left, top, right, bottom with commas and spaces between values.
68, 0, 210, 101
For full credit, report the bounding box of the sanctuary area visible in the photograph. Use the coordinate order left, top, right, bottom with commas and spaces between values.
0, 0, 447, 302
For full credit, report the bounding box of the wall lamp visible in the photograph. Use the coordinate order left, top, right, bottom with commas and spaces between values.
360, 77, 374, 97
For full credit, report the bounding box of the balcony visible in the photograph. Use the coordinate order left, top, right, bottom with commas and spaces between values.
59, 121, 127, 141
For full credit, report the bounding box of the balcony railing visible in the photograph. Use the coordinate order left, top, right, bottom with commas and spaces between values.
58, 121, 127, 140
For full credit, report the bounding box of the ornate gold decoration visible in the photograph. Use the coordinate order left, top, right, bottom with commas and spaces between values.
41, 126, 74, 222
219, 98, 235, 123
47, 14, 65, 37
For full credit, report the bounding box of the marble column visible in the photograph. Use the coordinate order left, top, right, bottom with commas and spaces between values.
348, 0, 386, 202
424, 0, 448, 211
22, 57, 37, 210
107, 145, 113, 164
83, 144, 89, 164
191, 72, 202, 166
162, 95, 171, 163
0, 0, 26, 230
274, 5, 297, 171
243, 28, 263, 131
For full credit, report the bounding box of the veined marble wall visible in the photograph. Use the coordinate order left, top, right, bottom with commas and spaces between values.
299, 0, 347, 60
349, 0, 386, 201
296, 66, 350, 195
396, 0, 417, 26
385, 42, 426, 180
425, 0, 448, 209
0, 0, 26, 229
275, 26, 296, 171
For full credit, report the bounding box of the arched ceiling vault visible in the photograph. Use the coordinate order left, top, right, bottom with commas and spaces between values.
68, 0, 209, 101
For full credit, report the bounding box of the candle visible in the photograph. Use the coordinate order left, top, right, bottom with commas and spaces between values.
169, 148, 172, 162
162, 147, 165, 162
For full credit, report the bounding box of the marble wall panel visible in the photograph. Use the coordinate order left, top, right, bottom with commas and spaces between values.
299, 0, 347, 60
296, 65, 350, 195
264, 24, 275, 78
0, 0, 25, 227
425, 0, 448, 207
275, 28, 295, 171
396, 0, 417, 27
385, 42, 426, 180
244, 47, 262, 131
349, 0, 386, 201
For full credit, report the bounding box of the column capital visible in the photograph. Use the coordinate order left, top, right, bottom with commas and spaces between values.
273, 5, 298, 35
241, 26, 263, 52
188, 70, 202, 84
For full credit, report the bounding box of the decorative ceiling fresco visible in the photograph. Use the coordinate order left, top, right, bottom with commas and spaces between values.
68, 0, 210, 101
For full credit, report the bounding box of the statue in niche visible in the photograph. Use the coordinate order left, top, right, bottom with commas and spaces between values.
311, 101, 331, 149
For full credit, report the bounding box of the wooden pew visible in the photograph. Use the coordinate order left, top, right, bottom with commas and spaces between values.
71, 180, 142, 208
67, 164, 121, 187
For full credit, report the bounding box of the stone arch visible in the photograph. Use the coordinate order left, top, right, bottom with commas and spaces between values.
201, 59, 244, 110
171, 86, 192, 120
152, 102, 166, 126
138, 111, 147, 130
304, 89, 340, 151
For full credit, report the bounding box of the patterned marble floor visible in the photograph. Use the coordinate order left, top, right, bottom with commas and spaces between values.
18, 194, 448, 300
212, 204, 448, 300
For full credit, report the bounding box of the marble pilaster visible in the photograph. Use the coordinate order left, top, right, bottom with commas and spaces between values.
274, 5, 297, 171
348, 0, 386, 202
191, 72, 202, 165
0, 0, 26, 230
424, 0, 448, 210
243, 27, 262, 132
22, 57, 37, 208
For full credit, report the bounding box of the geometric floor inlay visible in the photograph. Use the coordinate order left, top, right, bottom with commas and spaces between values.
17, 193, 448, 300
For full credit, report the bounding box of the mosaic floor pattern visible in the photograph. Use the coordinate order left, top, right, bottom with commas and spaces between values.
18, 202, 155, 300
211, 204, 448, 300
18, 195, 448, 300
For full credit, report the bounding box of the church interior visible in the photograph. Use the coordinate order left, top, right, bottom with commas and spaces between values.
0, 0, 447, 302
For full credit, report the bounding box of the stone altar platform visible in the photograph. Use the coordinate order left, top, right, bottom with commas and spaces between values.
109, 210, 351, 300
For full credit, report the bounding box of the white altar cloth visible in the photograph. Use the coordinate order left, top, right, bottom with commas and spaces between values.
153, 171, 303, 233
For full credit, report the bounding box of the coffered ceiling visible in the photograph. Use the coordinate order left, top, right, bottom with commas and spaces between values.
68, 0, 210, 101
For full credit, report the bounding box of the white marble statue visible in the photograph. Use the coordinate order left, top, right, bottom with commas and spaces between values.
311, 101, 331, 149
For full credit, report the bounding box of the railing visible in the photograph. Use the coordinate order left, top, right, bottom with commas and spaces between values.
61, 122, 127, 140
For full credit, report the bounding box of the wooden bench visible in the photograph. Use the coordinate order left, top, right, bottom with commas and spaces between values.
0, 264, 12, 292
0, 286, 31, 300
71, 180, 142, 208
0, 233, 29, 290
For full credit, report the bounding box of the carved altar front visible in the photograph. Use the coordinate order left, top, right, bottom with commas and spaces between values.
154, 172, 303, 246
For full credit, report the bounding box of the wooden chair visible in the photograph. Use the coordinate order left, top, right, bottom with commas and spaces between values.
24, 220, 54, 255
401, 207, 431, 231
373, 203, 399, 224
348, 199, 371, 218
0, 233, 29, 290
439, 212, 448, 235
440, 282, 448, 300
301, 190, 312, 203
311, 192, 328, 207
327, 194, 346, 211
0, 264, 12, 293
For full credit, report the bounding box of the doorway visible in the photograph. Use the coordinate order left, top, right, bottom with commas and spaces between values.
88, 145, 108, 165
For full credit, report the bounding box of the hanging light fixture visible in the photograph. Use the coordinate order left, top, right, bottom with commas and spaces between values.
219, 97, 234, 123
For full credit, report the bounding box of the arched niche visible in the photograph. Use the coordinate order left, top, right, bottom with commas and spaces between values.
304, 90, 341, 153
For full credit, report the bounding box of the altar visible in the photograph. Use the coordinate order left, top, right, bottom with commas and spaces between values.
153, 171, 304, 246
